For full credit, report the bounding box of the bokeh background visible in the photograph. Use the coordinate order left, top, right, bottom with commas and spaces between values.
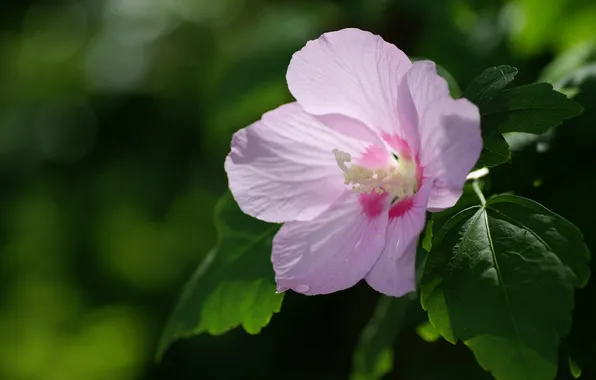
1, 0, 595, 379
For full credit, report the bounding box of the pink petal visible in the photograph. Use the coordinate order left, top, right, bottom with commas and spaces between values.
287, 28, 412, 139
365, 182, 431, 297
272, 191, 389, 295
397, 61, 451, 158
402, 61, 482, 211
315, 114, 381, 144
225, 102, 368, 223
423, 99, 482, 210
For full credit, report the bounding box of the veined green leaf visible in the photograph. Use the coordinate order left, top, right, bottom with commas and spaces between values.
421, 195, 590, 379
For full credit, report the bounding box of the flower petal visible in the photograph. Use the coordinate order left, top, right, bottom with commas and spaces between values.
396, 60, 451, 157
225, 102, 368, 223
315, 114, 381, 144
402, 61, 482, 211
422, 98, 482, 210
272, 191, 388, 295
365, 183, 431, 297
287, 28, 411, 138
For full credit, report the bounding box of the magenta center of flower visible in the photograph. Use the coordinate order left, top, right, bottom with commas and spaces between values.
332, 148, 418, 200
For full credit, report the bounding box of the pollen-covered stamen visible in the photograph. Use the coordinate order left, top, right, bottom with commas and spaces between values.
332, 149, 418, 198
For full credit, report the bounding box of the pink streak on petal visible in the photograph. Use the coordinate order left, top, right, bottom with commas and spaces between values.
359, 192, 389, 219
272, 191, 389, 295
355, 144, 391, 219
357, 144, 390, 168
381, 132, 413, 161
365, 182, 432, 297
388, 197, 414, 220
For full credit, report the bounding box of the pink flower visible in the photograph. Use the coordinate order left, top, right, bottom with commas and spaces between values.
224, 28, 482, 297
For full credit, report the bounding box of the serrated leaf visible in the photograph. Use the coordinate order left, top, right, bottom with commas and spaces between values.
156, 192, 283, 360
482, 82, 584, 134
421, 195, 590, 380
463, 65, 518, 105
351, 296, 410, 380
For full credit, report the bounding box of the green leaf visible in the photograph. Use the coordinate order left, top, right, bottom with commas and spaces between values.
556, 63, 596, 99
351, 296, 410, 380
481, 83, 584, 134
422, 220, 434, 252
464, 67, 584, 169
416, 320, 442, 343
156, 192, 283, 360
421, 195, 590, 380
539, 42, 596, 89
463, 66, 517, 168
463, 65, 518, 105
476, 133, 511, 168
431, 181, 486, 236
415, 246, 430, 288
569, 356, 582, 379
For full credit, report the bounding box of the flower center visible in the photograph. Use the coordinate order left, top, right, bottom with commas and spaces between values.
332, 149, 418, 199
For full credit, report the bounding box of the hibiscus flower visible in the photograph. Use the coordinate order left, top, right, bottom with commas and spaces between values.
225, 28, 482, 297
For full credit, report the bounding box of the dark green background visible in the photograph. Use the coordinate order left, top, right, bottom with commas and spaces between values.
1, 0, 595, 379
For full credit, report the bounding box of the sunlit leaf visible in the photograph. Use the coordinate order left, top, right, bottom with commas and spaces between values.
416, 320, 441, 343
422, 220, 433, 252
351, 296, 411, 380
556, 63, 596, 98
569, 356, 582, 379
157, 193, 282, 360
421, 195, 590, 380
539, 42, 596, 89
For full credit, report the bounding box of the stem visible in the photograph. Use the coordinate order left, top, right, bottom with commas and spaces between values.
473, 180, 486, 206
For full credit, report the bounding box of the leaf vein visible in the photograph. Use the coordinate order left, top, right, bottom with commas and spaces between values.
488, 208, 556, 262
481, 209, 529, 377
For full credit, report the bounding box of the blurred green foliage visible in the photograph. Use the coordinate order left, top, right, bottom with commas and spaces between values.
1, 0, 596, 379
